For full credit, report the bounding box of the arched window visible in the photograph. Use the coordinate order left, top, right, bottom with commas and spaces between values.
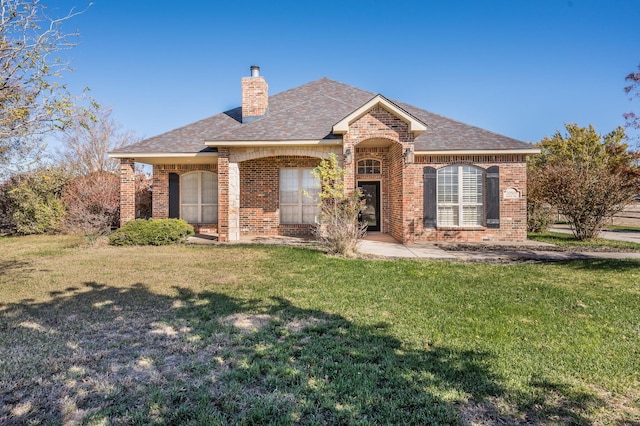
357, 159, 381, 175
180, 171, 218, 223
437, 165, 483, 227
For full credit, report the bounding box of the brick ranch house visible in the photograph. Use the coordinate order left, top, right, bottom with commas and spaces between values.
109, 66, 539, 244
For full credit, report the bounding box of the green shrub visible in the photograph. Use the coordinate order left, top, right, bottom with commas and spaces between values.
1, 168, 70, 235
109, 219, 194, 246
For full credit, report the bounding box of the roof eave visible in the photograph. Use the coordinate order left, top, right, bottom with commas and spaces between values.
415, 148, 541, 155
107, 151, 219, 165
204, 139, 343, 147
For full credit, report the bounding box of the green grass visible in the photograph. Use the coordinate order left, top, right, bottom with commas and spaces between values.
1, 235, 639, 424
529, 230, 640, 251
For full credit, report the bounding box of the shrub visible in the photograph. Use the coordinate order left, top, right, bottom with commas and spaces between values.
109, 218, 194, 246
527, 201, 554, 233
1, 168, 70, 235
312, 153, 366, 256
529, 124, 640, 240
63, 171, 120, 236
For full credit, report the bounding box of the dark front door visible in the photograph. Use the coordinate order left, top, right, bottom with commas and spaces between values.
358, 181, 380, 231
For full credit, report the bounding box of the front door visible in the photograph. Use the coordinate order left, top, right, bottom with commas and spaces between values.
358, 181, 380, 231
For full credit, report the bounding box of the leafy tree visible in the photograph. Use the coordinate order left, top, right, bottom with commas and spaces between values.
624, 64, 640, 141
312, 153, 366, 256
1, 167, 69, 234
529, 124, 640, 240
0, 0, 86, 175
55, 102, 140, 175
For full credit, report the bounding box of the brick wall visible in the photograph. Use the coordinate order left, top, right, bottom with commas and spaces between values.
119, 158, 135, 225
152, 163, 218, 234
241, 76, 268, 121
410, 156, 528, 242
239, 156, 321, 236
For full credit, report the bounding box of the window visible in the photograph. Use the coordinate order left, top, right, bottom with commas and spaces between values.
180, 171, 218, 223
280, 168, 320, 224
357, 159, 381, 175
437, 165, 483, 227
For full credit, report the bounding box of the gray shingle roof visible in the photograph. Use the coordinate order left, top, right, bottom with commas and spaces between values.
112, 77, 534, 154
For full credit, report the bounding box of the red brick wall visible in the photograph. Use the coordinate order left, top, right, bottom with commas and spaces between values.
151, 163, 218, 234
119, 158, 135, 225
239, 156, 321, 236
410, 155, 528, 242
242, 76, 268, 120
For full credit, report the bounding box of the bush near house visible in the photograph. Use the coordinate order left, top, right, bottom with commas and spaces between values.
109, 218, 194, 246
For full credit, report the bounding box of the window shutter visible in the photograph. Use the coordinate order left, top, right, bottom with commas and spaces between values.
169, 173, 180, 218
423, 166, 437, 228
486, 166, 500, 228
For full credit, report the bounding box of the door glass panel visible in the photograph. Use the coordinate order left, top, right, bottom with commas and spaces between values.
358, 182, 379, 231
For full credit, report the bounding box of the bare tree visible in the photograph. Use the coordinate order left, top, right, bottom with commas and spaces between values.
0, 0, 88, 175
624, 64, 640, 142
56, 102, 140, 175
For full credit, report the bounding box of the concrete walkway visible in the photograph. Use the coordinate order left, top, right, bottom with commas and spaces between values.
189, 232, 640, 261
550, 224, 640, 244
357, 232, 640, 261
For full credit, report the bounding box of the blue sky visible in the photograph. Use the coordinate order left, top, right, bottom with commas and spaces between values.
49, 0, 639, 146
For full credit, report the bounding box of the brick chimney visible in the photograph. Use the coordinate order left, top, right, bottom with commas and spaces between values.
241, 65, 268, 123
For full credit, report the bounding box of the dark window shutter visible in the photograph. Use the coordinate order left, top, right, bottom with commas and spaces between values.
169, 173, 180, 218
423, 166, 437, 228
486, 166, 500, 228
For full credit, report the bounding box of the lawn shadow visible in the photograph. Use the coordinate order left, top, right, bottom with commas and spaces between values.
559, 258, 640, 272
0, 281, 609, 424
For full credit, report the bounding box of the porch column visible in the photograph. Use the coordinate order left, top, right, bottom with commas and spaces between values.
119, 158, 135, 226
228, 162, 240, 241
342, 137, 356, 195
217, 149, 240, 242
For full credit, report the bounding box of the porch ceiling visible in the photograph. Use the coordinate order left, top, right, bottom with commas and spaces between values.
108, 152, 218, 165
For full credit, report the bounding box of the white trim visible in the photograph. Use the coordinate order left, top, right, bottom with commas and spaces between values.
205, 139, 342, 147
416, 148, 541, 155
333, 94, 427, 135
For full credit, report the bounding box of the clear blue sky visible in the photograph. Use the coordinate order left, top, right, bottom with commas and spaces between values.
49, 0, 640, 145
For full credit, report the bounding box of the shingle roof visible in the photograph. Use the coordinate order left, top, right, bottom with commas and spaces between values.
112, 77, 534, 154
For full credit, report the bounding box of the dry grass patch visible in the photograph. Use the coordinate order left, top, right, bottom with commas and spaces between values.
1, 235, 639, 424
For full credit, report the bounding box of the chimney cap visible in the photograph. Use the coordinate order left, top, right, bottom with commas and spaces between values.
250, 65, 260, 77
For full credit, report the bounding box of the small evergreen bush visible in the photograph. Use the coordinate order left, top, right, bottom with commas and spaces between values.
109, 218, 194, 246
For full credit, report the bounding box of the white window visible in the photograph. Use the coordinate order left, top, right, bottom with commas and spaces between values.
437, 165, 483, 227
181, 171, 218, 223
280, 168, 320, 224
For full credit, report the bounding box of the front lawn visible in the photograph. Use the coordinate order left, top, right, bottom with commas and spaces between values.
1, 235, 638, 424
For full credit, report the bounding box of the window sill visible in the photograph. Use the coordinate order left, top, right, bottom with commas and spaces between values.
436, 226, 486, 231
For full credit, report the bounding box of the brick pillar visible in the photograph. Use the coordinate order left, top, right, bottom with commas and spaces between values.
343, 137, 356, 195
218, 149, 230, 242
228, 162, 240, 241
152, 167, 168, 219
120, 158, 135, 226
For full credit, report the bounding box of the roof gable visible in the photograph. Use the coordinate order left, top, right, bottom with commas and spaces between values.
332, 94, 427, 135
